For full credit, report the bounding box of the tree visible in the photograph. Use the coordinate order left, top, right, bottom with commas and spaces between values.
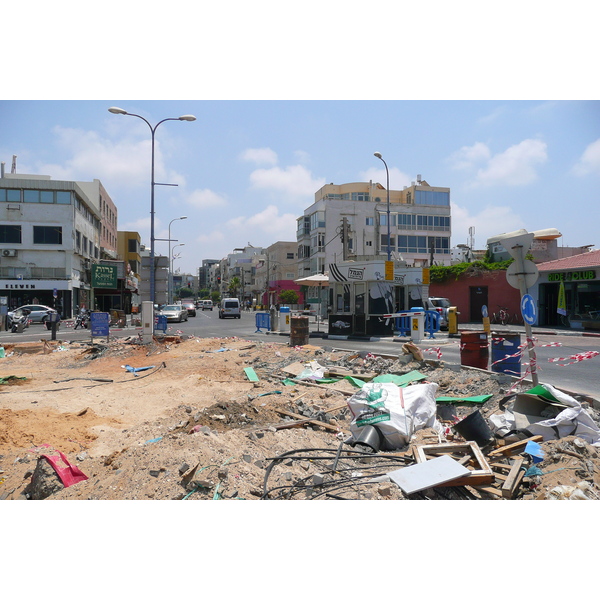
211, 291, 221, 304
279, 289, 299, 305
228, 276, 241, 297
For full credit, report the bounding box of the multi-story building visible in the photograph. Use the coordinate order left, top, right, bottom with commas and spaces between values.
253, 241, 300, 307
0, 172, 110, 317
297, 180, 452, 276
198, 259, 219, 294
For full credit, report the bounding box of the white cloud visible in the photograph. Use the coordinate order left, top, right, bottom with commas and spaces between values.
196, 230, 227, 244
572, 138, 600, 176
185, 188, 228, 209
447, 142, 491, 170
359, 167, 412, 190
249, 164, 325, 200
239, 147, 278, 165
451, 202, 526, 247
474, 139, 547, 187
226, 205, 298, 239
37, 125, 187, 190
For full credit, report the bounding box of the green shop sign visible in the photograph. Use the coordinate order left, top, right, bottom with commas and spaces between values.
92, 264, 118, 289
548, 270, 596, 282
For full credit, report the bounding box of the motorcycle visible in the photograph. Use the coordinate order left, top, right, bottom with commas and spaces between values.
9, 309, 31, 333
74, 310, 89, 330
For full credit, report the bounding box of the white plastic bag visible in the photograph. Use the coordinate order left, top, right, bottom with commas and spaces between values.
347, 382, 442, 450
489, 383, 600, 446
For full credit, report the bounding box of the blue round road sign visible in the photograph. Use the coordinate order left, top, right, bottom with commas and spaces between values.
521, 294, 536, 325
481, 304, 488, 318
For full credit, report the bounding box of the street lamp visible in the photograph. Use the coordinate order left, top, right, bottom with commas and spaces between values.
171, 243, 185, 301
168, 215, 187, 303
108, 106, 196, 304
374, 152, 391, 261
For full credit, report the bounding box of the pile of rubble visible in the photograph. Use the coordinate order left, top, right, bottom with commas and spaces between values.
1, 335, 599, 500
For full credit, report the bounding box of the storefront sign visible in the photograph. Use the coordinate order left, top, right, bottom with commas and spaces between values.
92, 264, 118, 289
348, 268, 364, 280
548, 270, 596, 282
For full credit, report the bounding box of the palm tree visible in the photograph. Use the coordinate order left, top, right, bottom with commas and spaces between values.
228, 276, 241, 298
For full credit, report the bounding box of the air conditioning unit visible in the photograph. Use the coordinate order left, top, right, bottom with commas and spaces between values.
2, 249, 17, 257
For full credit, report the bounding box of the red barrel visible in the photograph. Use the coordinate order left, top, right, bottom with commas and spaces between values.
460, 331, 489, 369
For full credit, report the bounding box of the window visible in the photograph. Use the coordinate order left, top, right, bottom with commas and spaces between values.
310, 211, 325, 230
380, 234, 396, 250
286, 252, 294, 259
0, 189, 21, 202
128, 238, 138, 253
415, 190, 450, 206
351, 192, 369, 202
365, 217, 374, 226
34, 226, 62, 245
379, 214, 397, 227
24, 190, 39, 203
0, 224, 21, 244
366, 240, 372, 247
56, 191, 71, 204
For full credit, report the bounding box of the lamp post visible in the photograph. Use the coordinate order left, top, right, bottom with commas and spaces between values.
171, 243, 185, 301
168, 215, 187, 303
374, 152, 391, 261
108, 107, 196, 305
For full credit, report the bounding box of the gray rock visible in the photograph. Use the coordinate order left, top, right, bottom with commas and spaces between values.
26, 458, 65, 500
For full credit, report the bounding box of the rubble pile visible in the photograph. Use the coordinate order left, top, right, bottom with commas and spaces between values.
1, 335, 599, 500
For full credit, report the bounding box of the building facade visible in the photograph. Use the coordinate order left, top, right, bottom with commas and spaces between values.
297, 180, 452, 277
0, 173, 108, 316
253, 241, 301, 307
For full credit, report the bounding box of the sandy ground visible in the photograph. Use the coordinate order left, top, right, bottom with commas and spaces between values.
1, 334, 600, 501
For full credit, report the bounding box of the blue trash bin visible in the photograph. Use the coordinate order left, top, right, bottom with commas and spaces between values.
491, 333, 521, 375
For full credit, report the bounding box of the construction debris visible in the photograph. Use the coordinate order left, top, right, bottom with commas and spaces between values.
0, 336, 599, 500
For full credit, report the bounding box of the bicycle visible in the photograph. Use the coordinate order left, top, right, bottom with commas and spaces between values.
491, 306, 510, 325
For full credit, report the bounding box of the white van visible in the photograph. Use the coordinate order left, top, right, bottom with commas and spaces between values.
201, 299, 213, 311
219, 298, 241, 319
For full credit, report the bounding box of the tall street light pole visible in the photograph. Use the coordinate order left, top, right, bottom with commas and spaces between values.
168, 215, 187, 303
374, 152, 391, 261
171, 243, 185, 301
108, 107, 196, 305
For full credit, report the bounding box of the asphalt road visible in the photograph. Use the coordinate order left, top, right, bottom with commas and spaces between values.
2, 310, 598, 401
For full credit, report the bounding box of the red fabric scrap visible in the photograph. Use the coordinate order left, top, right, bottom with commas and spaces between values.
41, 451, 88, 488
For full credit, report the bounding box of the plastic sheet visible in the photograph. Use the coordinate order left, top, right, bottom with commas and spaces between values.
347, 382, 442, 450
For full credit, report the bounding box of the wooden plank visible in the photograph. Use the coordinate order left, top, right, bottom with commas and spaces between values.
413, 441, 494, 488
501, 458, 525, 498
488, 436, 543, 457
470, 485, 503, 498
490, 462, 513, 471
273, 407, 341, 433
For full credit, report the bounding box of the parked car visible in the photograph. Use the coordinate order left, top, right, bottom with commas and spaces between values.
201, 299, 213, 311
219, 298, 241, 319
183, 302, 196, 317
160, 304, 189, 322
424, 297, 452, 330
7, 304, 58, 324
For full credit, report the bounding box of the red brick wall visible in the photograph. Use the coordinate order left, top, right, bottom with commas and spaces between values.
429, 270, 521, 323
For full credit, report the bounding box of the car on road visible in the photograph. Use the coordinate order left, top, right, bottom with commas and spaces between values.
183, 302, 196, 317
7, 304, 58, 324
201, 300, 213, 311
424, 297, 452, 330
219, 298, 241, 319
160, 304, 189, 322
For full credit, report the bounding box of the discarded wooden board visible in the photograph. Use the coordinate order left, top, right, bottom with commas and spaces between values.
488, 435, 543, 458
501, 458, 525, 498
273, 407, 341, 433
388, 455, 470, 495
244, 367, 260, 382
413, 442, 494, 487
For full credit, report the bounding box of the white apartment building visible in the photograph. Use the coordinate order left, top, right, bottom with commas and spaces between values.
297, 180, 452, 276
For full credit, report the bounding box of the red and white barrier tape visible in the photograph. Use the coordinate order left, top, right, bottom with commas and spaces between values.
547, 350, 599, 366
424, 347, 443, 359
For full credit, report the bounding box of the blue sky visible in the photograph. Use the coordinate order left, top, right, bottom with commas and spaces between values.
1, 100, 598, 275
2, 4, 598, 276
